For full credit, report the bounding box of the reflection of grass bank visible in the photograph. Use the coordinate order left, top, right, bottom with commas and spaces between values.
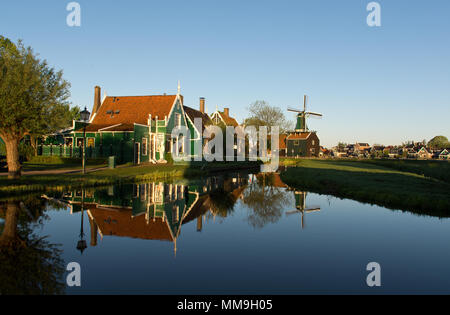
0, 161, 261, 198
280, 159, 450, 216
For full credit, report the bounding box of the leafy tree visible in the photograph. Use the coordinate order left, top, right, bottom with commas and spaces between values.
244, 101, 293, 133
0, 36, 70, 178
428, 136, 449, 150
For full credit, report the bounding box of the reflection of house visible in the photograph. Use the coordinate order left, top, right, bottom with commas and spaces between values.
61, 183, 197, 255
57, 173, 249, 254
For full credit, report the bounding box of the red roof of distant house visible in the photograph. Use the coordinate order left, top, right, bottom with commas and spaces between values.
86, 95, 178, 132
286, 132, 312, 140
219, 111, 239, 127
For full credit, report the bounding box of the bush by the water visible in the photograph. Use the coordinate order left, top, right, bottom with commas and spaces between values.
28, 156, 107, 165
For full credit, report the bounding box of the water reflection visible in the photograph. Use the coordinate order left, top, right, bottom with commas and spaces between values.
3, 171, 450, 294
286, 191, 321, 229
0, 198, 65, 295
45, 173, 251, 256
39, 172, 320, 257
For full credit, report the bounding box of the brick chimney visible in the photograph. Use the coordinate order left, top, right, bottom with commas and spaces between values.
224, 108, 230, 117
92, 86, 101, 114
200, 97, 205, 114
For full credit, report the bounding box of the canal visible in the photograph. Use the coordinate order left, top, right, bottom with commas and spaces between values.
1, 171, 450, 294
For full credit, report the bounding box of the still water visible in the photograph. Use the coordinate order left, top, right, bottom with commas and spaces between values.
1, 171, 450, 294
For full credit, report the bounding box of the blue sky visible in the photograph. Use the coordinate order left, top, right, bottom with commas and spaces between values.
1, 0, 449, 147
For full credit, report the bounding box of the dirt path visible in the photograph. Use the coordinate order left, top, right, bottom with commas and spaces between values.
0, 166, 108, 176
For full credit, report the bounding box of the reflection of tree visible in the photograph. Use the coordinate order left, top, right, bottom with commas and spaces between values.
208, 189, 236, 218
242, 174, 290, 229
0, 200, 65, 295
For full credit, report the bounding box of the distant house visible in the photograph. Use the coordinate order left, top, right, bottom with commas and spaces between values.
355, 142, 371, 153
439, 149, 449, 160
210, 108, 239, 128
319, 146, 331, 158
183, 98, 213, 158
417, 147, 432, 160
278, 134, 288, 157
286, 132, 320, 158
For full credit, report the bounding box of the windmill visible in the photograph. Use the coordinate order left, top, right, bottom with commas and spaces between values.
288, 95, 323, 132
285, 191, 321, 229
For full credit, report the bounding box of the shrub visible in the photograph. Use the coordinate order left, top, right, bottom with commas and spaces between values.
19, 143, 35, 161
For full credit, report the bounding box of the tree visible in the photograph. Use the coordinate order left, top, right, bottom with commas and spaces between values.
28, 104, 81, 156
0, 36, 70, 178
428, 136, 449, 150
244, 101, 293, 133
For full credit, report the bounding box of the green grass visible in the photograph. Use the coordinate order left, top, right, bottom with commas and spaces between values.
361, 159, 450, 184
279, 159, 450, 217
0, 161, 261, 199
1, 156, 108, 173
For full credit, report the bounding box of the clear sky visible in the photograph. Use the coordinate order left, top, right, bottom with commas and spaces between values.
1, 0, 449, 147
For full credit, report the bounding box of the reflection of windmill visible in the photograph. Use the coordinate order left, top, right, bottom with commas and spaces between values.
288, 95, 323, 132
286, 191, 320, 229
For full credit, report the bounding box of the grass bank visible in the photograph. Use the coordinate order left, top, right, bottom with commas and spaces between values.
0, 161, 261, 198
279, 159, 450, 217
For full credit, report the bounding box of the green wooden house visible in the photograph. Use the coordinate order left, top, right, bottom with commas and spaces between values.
56, 86, 209, 164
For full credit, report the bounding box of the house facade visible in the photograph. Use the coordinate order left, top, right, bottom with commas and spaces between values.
210, 108, 239, 128
49, 86, 212, 164
286, 132, 320, 158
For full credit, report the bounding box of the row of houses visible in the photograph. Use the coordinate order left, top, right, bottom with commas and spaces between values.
331, 142, 449, 160
40, 85, 325, 163
41, 86, 242, 164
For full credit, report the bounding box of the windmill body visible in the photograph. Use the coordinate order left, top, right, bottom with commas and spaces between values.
284, 95, 323, 158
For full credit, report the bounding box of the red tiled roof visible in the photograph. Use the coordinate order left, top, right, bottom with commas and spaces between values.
88, 206, 174, 241
286, 132, 312, 140
88, 95, 178, 131
219, 112, 239, 127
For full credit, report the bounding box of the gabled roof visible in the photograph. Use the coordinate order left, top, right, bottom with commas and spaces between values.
183, 106, 213, 132
212, 111, 239, 127
86, 95, 179, 132
286, 132, 312, 140
439, 149, 449, 156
